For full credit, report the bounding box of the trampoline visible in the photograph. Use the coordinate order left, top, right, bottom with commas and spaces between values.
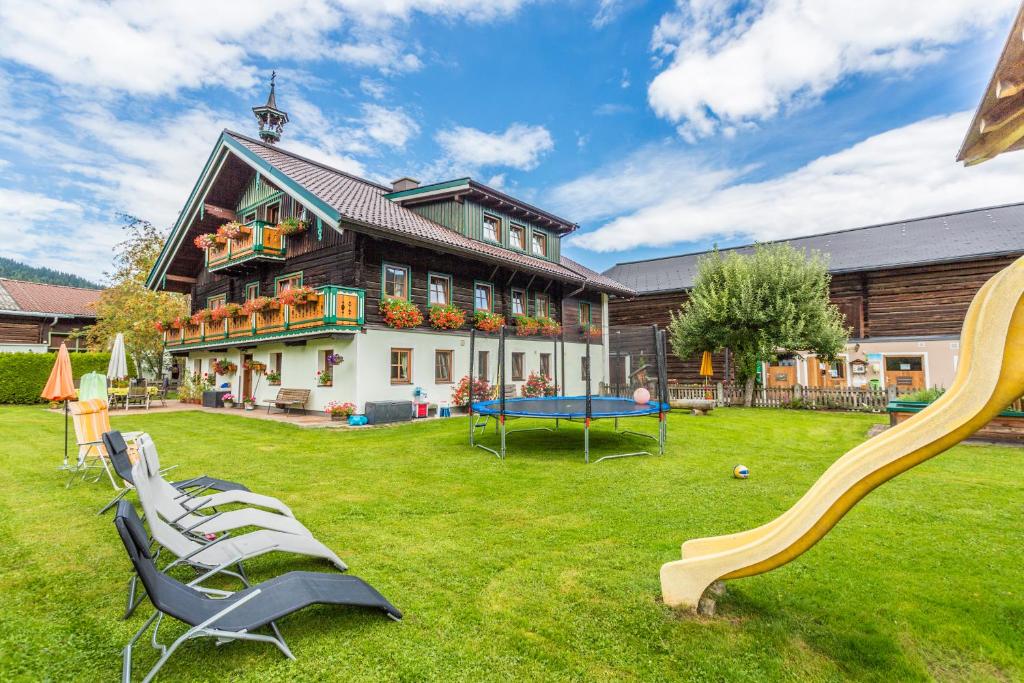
466, 324, 670, 463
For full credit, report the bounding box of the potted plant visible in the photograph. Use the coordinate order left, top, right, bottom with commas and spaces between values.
451, 375, 492, 411
276, 285, 318, 307
325, 401, 355, 421
266, 370, 281, 385
211, 359, 237, 375
193, 233, 218, 250
276, 216, 308, 236
243, 359, 267, 374
190, 309, 214, 325
380, 298, 424, 328
427, 303, 464, 330
222, 393, 236, 409
243, 395, 256, 410
513, 314, 539, 336
316, 369, 333, 387
242, 296, 277, 315
474, 310, 505, 333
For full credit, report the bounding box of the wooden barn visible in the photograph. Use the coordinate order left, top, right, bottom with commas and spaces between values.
0, 278, 101, 353
604, 203, 1024, 391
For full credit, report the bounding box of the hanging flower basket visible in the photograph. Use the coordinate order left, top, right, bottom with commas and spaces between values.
380, 298, 424, 329
513, 315, 539, 336
212, 359, 237, 375
474, 310, 505, 333
428, 303, 465, 330
216, 221, 249, 240
277, 216, 308, 236
243, 359, 267, 374
193, 233, 218, 250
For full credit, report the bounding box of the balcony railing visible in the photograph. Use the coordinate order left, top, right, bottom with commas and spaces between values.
206, 220, 286, 272
165, 286, 364, 349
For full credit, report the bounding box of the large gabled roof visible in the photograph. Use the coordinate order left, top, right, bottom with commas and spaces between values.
148, 131, 633, 296
0, 278, 102, 317
603, 202, 1024, 294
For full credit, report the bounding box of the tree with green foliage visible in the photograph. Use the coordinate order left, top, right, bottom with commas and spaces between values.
668, 244, 849, 406
77, 215, 188, 377
0, 256, 101, 288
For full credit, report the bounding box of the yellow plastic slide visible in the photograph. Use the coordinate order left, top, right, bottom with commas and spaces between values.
661, 255, 1024, 611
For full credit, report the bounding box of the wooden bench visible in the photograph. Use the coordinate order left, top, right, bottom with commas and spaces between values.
264, 388, 311, 415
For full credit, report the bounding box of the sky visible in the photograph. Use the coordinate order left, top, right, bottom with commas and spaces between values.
0, 0, 1022, 283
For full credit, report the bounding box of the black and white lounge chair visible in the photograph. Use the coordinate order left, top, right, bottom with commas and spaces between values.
98, 431, 251, 515
114, 501, 401, 683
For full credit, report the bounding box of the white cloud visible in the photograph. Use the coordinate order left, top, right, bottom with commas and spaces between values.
648, 0, 1018, 140
360, 104, 420, 148
566, 112, 1024, 252
435, 123, 554, 171
593, 0, 622, 28
359, 77, 389, 99
0, 0, 530, 95
594, 103, 633, 116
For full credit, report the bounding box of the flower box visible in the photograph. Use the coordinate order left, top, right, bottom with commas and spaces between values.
380, 298, 424, 329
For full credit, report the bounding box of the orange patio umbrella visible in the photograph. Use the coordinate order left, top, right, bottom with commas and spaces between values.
699, 351, 714, 382
41, 342, 77, 469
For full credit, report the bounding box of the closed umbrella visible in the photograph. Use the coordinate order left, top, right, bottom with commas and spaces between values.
107, 333, 129, 381
41, 342, 77, 469
699, 351, 714, 380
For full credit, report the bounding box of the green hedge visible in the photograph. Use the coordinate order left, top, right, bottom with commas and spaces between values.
0, 352, 134, 404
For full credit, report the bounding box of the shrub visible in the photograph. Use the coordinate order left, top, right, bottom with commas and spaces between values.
903, 387, 945, 403
0, 351, 132, 404
521, 372, 553, 398
451, 375, 492, 406
325, 401, 356, 417
428, 303, 465, 330
380, 298, 424, 329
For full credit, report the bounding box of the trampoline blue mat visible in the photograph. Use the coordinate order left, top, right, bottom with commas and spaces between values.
472, 396, 669, 419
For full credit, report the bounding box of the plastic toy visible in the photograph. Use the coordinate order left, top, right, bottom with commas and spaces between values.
633, 387, 651, 405
733, 465, 749, 479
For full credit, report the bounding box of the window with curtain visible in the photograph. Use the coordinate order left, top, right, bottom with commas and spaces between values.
383, 264, 410, 300
435, 350, 453, 383
511, 352, 525, 381
390, 348, 411, 384
511, 289, 525, 315
474, 283, 493, 311
429, 274, 450, 306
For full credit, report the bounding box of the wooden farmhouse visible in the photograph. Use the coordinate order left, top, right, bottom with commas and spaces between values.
0, 278, 101, 353
146, 82, 633, 412
604, 204, 1024, 392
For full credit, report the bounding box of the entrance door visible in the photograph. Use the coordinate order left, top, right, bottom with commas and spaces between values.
884, 356, 925, 391
766, 355, 798, 388
807, 356, 847, 388
242, 353, 253, 400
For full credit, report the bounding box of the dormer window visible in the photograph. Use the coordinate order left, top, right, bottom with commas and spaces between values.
483, 215, 501, 243
509, 224, 525, 250
531, 231, 547, 257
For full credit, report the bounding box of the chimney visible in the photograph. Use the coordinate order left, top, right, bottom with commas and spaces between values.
391, 177, 420, 192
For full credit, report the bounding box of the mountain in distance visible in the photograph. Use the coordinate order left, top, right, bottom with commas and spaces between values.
0, 256, 102, 289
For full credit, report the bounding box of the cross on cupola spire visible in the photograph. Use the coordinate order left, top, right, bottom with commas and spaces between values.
252, 71, 289, 144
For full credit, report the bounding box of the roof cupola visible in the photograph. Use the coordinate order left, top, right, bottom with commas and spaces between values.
252, 71, 289, 144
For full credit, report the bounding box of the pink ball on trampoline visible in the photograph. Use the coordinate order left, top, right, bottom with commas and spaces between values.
633, 388, 651, 405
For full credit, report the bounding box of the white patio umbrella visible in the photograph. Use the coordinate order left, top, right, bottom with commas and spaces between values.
107, 333, 129, 380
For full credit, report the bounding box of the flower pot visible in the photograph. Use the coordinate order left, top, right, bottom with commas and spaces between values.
319, 382, 332, 388
244, 403, 255, 411
223, 401, 234, 409
330, 414, 343, 421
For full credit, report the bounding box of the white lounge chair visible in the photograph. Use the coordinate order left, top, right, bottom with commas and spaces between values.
134, 435, 313, 537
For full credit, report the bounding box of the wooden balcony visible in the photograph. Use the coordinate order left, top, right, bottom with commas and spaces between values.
206, 221, 286, 273
164, 286, 365, 350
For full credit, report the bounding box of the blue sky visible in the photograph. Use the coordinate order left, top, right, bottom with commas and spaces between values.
0, 0, 1022, 282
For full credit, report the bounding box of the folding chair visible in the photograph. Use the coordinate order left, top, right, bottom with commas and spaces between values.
114, 501, 400, 683
67, 400, 140, 490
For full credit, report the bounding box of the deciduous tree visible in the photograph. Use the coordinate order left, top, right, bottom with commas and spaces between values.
668, 244, 848, 406
78, 215, 188, 377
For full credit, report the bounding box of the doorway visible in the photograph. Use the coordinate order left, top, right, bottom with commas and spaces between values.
766, 354, 799, 388
884, 355, 925, 391
242, 353, 253, 400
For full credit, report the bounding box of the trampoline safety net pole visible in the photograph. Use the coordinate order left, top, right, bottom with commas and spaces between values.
468, 328, 476, 447
654, 325, 668, 455
585, 330, 592, 464
499, 324, 506, 459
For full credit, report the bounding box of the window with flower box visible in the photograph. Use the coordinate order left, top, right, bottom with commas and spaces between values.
207, 294, 226, 309
382, 263, 410, 301
245, 282, 259, 301
435, 350, 453, 383
535, 292, 551, 318
391, 348, 411, 384
275, 272, 302, 294
474, 282, 493, 312
510, 288, 526, 316
429, 273, 451, 306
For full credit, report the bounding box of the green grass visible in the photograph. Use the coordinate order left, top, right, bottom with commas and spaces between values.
0, 405, 1020, 682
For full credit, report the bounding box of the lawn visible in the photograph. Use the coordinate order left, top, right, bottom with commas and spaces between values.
0, 405, 1021, 682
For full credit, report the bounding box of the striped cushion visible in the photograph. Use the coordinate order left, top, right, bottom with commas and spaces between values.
70, 399, 112, 454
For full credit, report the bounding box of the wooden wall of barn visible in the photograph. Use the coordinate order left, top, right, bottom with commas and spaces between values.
607, 255, 1019, 383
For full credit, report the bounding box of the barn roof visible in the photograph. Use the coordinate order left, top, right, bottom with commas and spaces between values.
0, 278, 102, 317
602, 202, 1024, 294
